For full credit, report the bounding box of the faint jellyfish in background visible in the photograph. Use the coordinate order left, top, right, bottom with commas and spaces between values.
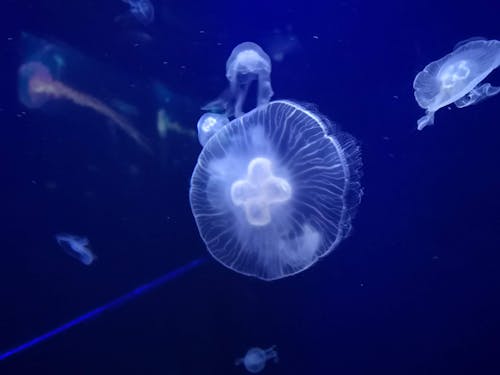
55, 233, 96, 266
263, 26, 301, 63
413, 38, 500, 130
120, 0, 155, 25
190, 100, 363, 280
157, 108, 196, 140
18, 61, 150, 151
235, 346, 278, 373
203, 42, 273, 118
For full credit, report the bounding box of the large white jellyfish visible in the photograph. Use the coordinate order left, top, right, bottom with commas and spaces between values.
190, 100, 362, 280
235, 346, 278, 373
413, 38, 500, 130
202, 42, 273, 119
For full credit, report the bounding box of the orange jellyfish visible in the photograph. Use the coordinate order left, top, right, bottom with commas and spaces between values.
18, 61, 150, 151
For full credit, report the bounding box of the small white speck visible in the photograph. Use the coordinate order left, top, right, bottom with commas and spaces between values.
312, 35, 319, 39
7, 37, 13, 41
393, 95, 399, 99
162, 61, 169, 65
199, 30, 205, 34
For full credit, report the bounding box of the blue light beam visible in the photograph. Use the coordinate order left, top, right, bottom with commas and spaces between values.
0, 257, 206, 361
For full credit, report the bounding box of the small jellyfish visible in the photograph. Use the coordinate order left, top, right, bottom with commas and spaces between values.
120, 0, 154, 25
203, 42, 273, 118
413, 38, 500, 130
18, 61, 150, 151
55, 233, 96, 266
196, 112, 229, 146
190, 100, 362, 280
235, 346, 278, 373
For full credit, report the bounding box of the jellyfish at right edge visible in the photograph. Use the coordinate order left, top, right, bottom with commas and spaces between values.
413, 38, 500, 130
202, 42, 273, 118
18, 61, 150, 151
190, 100, 363, 281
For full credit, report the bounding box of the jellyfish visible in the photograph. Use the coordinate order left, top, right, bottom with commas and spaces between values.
55, 233, 96, 266
202, 42, 273, 118
190, 100, 363, 280
18, 61, 150, 151
413, 38, 500, 130
120, 0, 154, 25
235, 346, 278, 373
196, 112, 229, 146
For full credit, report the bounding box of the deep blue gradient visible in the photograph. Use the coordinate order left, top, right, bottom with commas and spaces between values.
0, 257, 205, 361
1, 0, 499, 374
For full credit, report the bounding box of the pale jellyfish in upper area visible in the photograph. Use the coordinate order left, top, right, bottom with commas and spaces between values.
55, 233, 96, 266
235, 346, 278, 373
413, 38, 500, 130
203, 42, 273, 119
190, 100, 363, 280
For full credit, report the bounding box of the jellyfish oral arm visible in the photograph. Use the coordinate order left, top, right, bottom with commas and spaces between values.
454, 82, 500, 108
417, 111, 435, 131
257, 72, 273, 107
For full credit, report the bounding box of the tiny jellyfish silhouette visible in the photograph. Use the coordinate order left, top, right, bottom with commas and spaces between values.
235, 346, 278, 373
55, 233, 96, 266
202, 42, 273, 118
17, 61, 150, 151
190, 100, 363, 280
196, 112, 229, 146
413, 38, 500, 130
120, 0, 154, 25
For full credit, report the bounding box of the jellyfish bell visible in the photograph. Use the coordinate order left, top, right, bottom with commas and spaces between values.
235, 346, 278, 374
18, 61, 54, 109
196, 112, 229, 146
190, 100, 362, 280
413, 38, 500, 130
225, 42, 274, 118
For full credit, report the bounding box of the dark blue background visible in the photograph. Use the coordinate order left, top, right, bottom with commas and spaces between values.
1, 0, 499, 374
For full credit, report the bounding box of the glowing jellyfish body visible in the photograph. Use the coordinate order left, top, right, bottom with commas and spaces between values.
235, 346, 278, 373
414, 39, 500, 130
190, 100, 362, 280
55, 233, 96, 266
17, 61, 150, 151
196, 112, 229, 146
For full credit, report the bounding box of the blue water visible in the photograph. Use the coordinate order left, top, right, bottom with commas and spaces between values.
1, 0, 499, 374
